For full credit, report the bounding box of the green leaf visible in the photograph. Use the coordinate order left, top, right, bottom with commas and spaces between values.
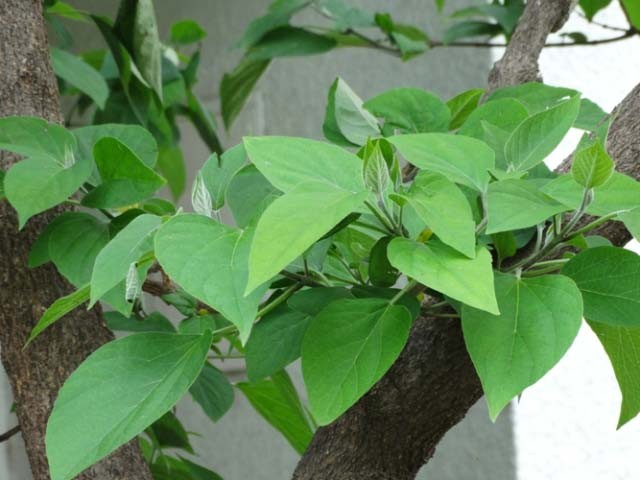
459, 98, 529, 140
89, 213, 162, 306
243, 136, 365, 193
0, 170, 5, 201
246, 181, 368, 293
443, 21, 502, 44
302, 297, 412, 425
178, 314, 219, 335
73, 124, 158, 170
363, 88, 450, 133
621, 0, 640, 29
235, 0, 310, 48
447, 88, 484, 130
189, 362, 234, 423
180, 458, 224, 480
5, 155, 92, 228
588, 320, 640, 427
226, 165, 280, 228
51, 48, 108, 109
486, 179, 568, 234
619, 207, 640, 241
323, 77, 380, 146
571, 141, 613, 189
48, 212, 110, 286
315, 0, 375, 29
361, 141, 390, 194
196, 144, 246, 211
575, 98, 608, 131
504, 95, 580, 171
0, 116, 77, 165
149, 411, 193, 453
27, 285, 90, 345
462, 273, 582, 420
46, 331, 211, 480
563, 246, 640, 327
105, 311, 176, 333
170, 19, 207, 45
388, 238, 498, 314
220, 59, 270, 130
579, 0, 612, 20
488, 82, 577, 113
157, 145, 186, 199
237, 370, 314, 454
154, 214, 268, 343
402, 171, 476, 257
368, 237, 399, 287
245, 26, 336, 62
388, 133, 495, 191
114, 0, 163, 99
82, 137, 165, 208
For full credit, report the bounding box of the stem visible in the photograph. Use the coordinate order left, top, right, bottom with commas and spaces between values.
0, 425, 20, 443
257, 284, 301, 318
567, 212, 618, 239
429, 30, 635, 48
390, 279, 418, 305
64, 198, 81, 206
365, 200, 396, 234
211, 324, 237, 336
352, 220, 390, 235
344, 28, 402, 57
208, 354, 244, 360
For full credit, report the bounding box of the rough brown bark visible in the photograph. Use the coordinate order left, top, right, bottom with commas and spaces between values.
0, 1, 153, 479
293, 2, 640, 479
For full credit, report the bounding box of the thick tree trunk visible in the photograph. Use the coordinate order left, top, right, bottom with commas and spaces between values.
294, 1, 640, 478
0, 1, 153, 479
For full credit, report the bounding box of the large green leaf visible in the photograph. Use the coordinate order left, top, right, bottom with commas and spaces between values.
89, 213, 162, 306
0, 116, 76, 165
302, 297, 412, 425
245, 287, 353, 382
504, 96, 580, 171
562, 246, 640, 327
237, 370, 314, 454
486, 179, 568, 234
401, 171, 476, 257
462, 273, 582, 420
4, 154, 92, 228
589, 320, 640, 427
243, 136, 365, 193
388, 238, 498, 314
388, 133, 495, 191
446, 88, 484, 130
51, 48, 108, 109
363, 88, 450, 133
82, 137, 165, 208
46, 332, 211, 480
246, 181, 368, 293
154, 214, 268, 343
73, 124, 158, 169
189, 362, 234, 423
322, 77, 380, 146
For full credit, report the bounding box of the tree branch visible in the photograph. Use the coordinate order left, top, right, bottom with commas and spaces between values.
0, 425, 20, 443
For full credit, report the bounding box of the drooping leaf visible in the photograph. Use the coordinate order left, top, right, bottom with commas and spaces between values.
388, 133, 495, 191
486, 179, 568, 234
401, 171, 476, 257
154, 214, 268, 343
504, 95, 580, 171
323, 77, 380, 146
189, 362, 234, 423
363, 88, 450, 133
563, 246, 640, 327
46, 332, 211, 480
237, 370, 314, 454
149, 411, 193, 453
462, 273, 582, 420
588, 320, 640, 427
571, 141, 614, 189
388, 238, 498, 314
246, 181, 368, 293
157, 145, 186, 199
302, 297, 412, 425
89, 213, 162, 306
446, 88, 484, 130
82, 137, 165, 208
220, 59, 270, 130
51, 47, 109, 109
27, 284, 90, 345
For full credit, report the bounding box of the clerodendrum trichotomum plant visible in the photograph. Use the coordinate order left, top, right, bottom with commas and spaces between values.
3, 80, 640, 480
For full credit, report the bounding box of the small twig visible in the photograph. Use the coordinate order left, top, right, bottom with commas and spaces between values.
0, 425, 20, 443
576, 11, 629, 32
429, 30, 635, 48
